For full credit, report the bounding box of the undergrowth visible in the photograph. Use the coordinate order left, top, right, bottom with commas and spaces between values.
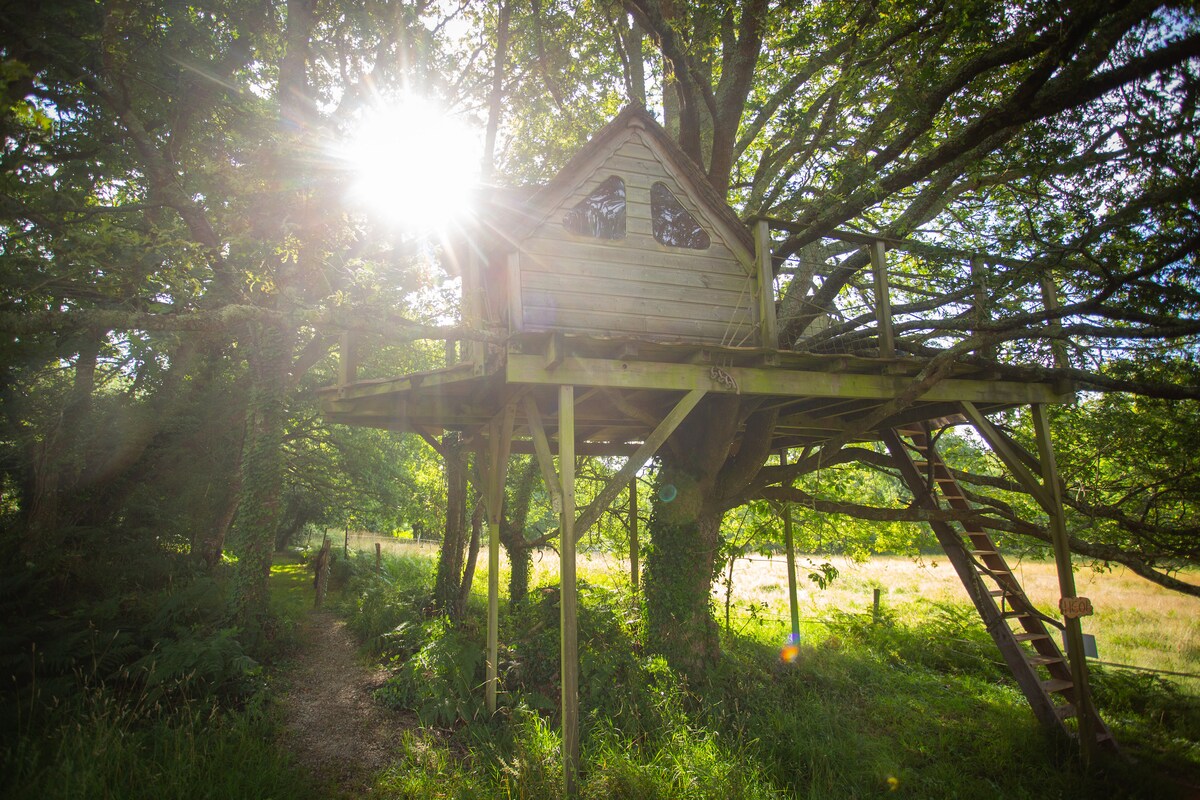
342, 548, 1200, 799
0, 538, 318, 800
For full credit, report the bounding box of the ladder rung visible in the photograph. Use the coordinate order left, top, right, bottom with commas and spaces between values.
1055, 704, 1077, 720
988, 589, 1011, 597
970, 550, 999, 557
1001, 610, 1029, 619
1014, 632, 1049, 642
1026, 654, 1064, 666
1042, 678, 1074, 693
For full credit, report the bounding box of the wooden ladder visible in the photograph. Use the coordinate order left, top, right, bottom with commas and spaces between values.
882, 424, 1116, 752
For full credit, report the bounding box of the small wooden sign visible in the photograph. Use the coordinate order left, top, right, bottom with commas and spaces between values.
1059, 596, 1094, 619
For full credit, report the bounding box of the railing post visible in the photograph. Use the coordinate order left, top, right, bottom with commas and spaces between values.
1039, 271, 1069, 369
970, 256, 995, 360
755, 219, 779, 350
869, 239, 895, 357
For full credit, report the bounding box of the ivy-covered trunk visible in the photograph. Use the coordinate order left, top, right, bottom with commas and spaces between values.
642, 397, 777, 679
643, 460, 725, 678
433, 433, 469, 617
500, 458, 538, 608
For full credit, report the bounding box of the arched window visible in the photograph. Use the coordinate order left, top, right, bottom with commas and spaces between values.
562, 175, 626, 239
651, 182, 710, 249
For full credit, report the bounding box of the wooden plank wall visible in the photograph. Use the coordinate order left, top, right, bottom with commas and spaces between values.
519, 136, 758, 345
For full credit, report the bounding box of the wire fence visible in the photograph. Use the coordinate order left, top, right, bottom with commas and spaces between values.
301, 531, 1199, 683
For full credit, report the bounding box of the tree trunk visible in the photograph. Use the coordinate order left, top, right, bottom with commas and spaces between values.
230, 321, 295, 642
22, 332, 101, 556
457, 499, 484, 618
433, 434, 469, 616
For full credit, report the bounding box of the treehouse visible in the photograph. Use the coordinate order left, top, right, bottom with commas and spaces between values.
320, 106, 1114, 790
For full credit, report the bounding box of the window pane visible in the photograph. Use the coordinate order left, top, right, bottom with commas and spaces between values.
562, 175, 626, 239
651, 182, 710, 249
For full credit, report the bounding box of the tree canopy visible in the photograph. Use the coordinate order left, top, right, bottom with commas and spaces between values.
1, 0, 1197, 668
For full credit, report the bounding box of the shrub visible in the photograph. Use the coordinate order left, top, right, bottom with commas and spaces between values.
375, 617, 485, 727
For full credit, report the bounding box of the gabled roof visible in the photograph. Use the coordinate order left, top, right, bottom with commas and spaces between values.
475, 106, 756, 256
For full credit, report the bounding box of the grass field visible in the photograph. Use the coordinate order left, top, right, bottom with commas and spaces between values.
330, 530, 1200, 688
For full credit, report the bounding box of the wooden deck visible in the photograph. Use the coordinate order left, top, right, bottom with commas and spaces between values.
319, 332, 1072, 454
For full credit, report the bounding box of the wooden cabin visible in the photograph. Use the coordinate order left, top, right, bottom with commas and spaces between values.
468, 107, 766, 348
320, 107, 1113, 792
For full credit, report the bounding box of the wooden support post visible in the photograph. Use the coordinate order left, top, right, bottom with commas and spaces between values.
961, 402, 1054, 511
1039, 271, 1069, 370
628, 478, 639, 594
573, 388, 705, 543
485, 403, 517, 715
558, 385, 579, 798
375, 541, 381, 575
755, 219, 779, 350
1032, 404, 1098, 762
873, 588, 882, 625
780, 450, 800, 645
523, 394, 562, 509
870, 239, 895, 357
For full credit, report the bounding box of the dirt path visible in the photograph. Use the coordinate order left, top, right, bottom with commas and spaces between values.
278, 610, 412, 795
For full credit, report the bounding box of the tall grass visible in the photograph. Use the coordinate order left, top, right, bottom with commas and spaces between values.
1, 683, 315, 800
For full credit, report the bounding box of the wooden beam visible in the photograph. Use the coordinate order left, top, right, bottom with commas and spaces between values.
755, 220, 779, 350
507, 353, 1071, 405
961, 401, 1054, 512
1032, 403, 1098, 763
573, 388, 706, 543
484, 402, 516, 715
869, 239, 895, 357
545, 331, 566, 371
558, 385, 579, 798
522, 394, 562, 503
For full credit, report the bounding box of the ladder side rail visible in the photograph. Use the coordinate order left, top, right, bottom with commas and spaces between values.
883, 429, 1071, 737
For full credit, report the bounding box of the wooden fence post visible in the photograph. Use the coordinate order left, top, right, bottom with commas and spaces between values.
375, 541, 382, 575
314, 536, 332, 609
